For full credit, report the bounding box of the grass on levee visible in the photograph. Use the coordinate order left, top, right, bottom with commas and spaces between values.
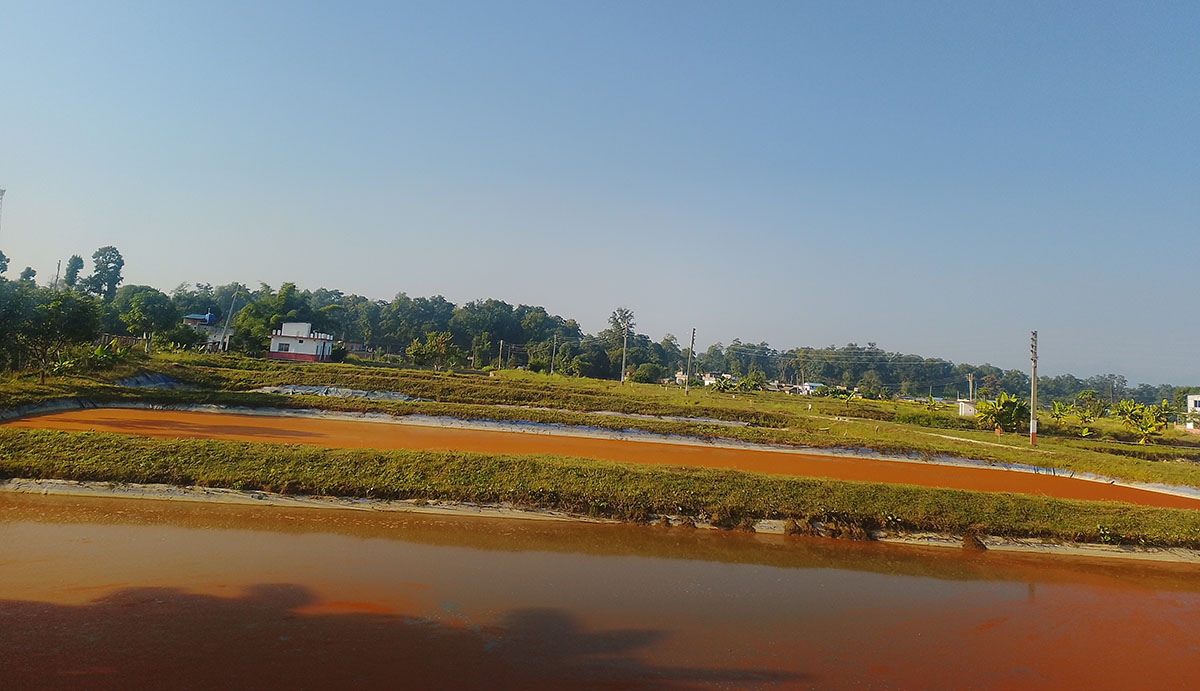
5, 355, 1200, 490
2, 427, 1199, 549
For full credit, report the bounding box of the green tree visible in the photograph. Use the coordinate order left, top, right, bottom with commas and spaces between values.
406, 331, 462, 370
1124, 405, 1167, 444
608, 307, 635, 336
1075, 390, 1107, 421
120, 288, 178, 351
975, 392, 1030, 433
630, 362, 665, 383
1113, 399, 1142, 426
80, 246, 125, 302
230, 283, 325, 353
1049, 400, 1071, 421
0, 250, 8, 275
15, 288, 102, 383
470, 331, 492, 369
739, 367, 767, 391
857, 370, 884, 399
63, 255, 84, 289
0, 278, 27, 368
19, 267, 36, 283
608, 307, 635, 382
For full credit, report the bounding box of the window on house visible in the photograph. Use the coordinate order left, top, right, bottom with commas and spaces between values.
278, 343, 290, 352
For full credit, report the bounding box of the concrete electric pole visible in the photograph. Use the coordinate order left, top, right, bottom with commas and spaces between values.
1030, 330, 1038, 446
619, 325, 629, 384
686, 328, 696, 393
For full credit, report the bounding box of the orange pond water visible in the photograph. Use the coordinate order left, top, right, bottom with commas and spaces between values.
2, 493, 1199, 689
9, 408, 1200, 509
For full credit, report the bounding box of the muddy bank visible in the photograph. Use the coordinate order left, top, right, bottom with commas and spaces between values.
5, 478, 1199, 564
8, 406, 1200, 510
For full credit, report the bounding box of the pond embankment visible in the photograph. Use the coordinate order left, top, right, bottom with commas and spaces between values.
8, 406, 1200, 509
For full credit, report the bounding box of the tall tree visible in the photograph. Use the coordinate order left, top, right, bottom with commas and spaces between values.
608, 307, 635, 382
19, 267, 36, 283
0, 250, 8, 275
81, 246, 125, 302
63, 255, 84, 289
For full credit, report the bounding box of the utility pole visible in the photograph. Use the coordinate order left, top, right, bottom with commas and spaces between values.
219, 291, 243, 352
620, 324, 629, 384
53, 260, 61, 292
498, 339, 504, 369
0, 188, 6, 241
550, 334, 557, 375
967, 373, 975, 402
684, 328, 695, 396
1030, 330, 1038, 446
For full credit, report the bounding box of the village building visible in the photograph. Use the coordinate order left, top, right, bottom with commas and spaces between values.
269, 322, 334, 362
1186, 394, 1200, 432
702, 372, 736, 386
181, 312, 230, 352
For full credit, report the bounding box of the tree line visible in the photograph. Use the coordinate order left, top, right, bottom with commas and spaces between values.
1, 245, 1195, 407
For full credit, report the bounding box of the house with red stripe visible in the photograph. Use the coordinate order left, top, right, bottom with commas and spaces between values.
268, 322, 334, 362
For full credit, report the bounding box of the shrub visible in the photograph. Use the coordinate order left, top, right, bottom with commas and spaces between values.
630, 362, 665, 383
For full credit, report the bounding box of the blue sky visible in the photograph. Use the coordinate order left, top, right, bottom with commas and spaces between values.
1, 1, 1196, 383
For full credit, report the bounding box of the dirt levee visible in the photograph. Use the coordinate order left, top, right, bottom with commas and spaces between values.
9, 408, 1200, 509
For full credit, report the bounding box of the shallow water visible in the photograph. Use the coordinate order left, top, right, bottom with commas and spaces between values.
2, 494, 1199, 689
10, 407, 1200, 509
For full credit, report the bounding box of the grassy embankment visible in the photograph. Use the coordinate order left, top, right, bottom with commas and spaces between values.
4, 427, 1200, 548
4, 355, 1200, 490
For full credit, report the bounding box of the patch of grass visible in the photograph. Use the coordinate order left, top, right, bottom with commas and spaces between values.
2, 427, 1199, 548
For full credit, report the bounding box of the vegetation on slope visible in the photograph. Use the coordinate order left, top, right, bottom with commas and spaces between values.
3, 428, 1198, 549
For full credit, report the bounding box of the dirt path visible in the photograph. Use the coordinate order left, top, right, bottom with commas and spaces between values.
8, 408, 1200, 510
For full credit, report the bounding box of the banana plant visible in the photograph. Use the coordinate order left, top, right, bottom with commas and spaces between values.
1049, 400, 1070, 421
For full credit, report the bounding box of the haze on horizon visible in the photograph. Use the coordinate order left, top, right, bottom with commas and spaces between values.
1, 1, 1196, 384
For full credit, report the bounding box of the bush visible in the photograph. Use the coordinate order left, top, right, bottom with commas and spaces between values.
630, 362, 665, 383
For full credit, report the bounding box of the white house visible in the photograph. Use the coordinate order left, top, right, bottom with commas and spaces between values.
269, 322, 334, 362
703, 372, 736, 386
957, 400, 977, 417
1186, 394, 1200, 431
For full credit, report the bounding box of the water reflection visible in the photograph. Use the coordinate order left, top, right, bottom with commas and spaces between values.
0, 584, 801, 689
3, 493, 1197, 592
2, 494, 1199, 688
